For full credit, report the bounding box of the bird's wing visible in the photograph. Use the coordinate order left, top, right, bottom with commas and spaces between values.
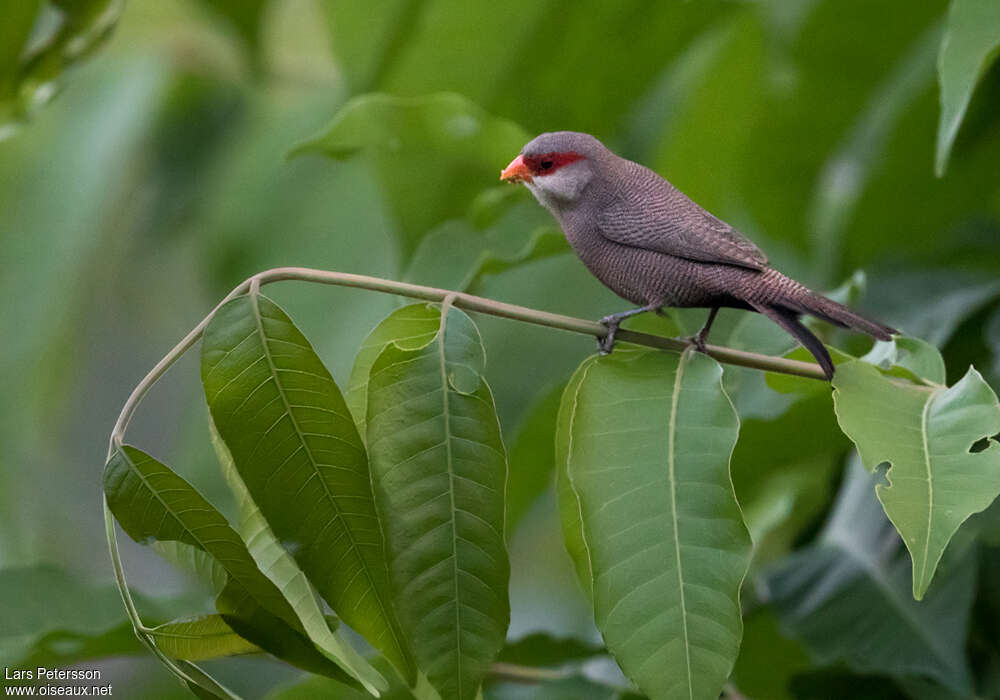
596, 165, 768, 270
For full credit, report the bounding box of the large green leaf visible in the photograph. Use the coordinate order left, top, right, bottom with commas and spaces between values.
103, 445, 365, 688
557, 348, 751, 700
290, 92, 529, 253
765, 459, 975, 693
935, 0, 1000, 175
148, 614, 260, 661
104, 445, 298, 627
201, 292, 413, 684
365, 302, 510, 700
209, 420, 387, 690
832, 357, 1000, 598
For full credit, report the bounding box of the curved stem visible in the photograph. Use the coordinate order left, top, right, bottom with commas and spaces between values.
104, 498, 242, 699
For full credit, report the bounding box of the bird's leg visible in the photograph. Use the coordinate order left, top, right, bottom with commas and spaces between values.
597, 304, 661, 355
689, 306, 719, 353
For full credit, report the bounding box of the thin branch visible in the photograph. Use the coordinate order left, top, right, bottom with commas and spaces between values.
107, 266, 825, 455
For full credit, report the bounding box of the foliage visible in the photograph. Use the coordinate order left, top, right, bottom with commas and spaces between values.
2, 0, 1000, 699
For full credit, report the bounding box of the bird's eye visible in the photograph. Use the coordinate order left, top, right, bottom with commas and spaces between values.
540, 160, 554, 170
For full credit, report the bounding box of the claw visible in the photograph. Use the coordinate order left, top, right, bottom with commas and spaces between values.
595, 304, 661, 356
691, 332, 708, 354
598, 317, 620, 355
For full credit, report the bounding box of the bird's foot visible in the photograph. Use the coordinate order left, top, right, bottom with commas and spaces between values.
596, 305, 661, 355
680, 329, 709, 354
598, 315, 623, 355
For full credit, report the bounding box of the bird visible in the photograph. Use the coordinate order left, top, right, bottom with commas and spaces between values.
499, 131, 897, 380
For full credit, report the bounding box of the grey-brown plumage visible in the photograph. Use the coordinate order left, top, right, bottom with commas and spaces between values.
500, 131, 897, 379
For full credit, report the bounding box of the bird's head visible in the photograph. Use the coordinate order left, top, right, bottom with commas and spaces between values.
500, 131, 609, 211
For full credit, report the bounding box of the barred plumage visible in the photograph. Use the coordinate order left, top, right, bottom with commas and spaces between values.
502, 131, 897, 379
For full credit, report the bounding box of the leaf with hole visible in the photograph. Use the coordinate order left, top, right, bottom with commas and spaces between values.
558, 348, 751, 700
832, 357, 1000, 598
365, 302, 510, 700
201, 292, 412, 685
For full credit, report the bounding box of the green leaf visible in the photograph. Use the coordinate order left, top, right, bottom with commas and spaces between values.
151, 541, 228, 595
731, 392, 845, 568
861, 335, 947, 384
266, 658, 432, 700
402, 199, 559, 294
809, 22, 939, 264
936, 0, 1000, 175
557, 348, 751, 700
646, 13, 766, 224
863, 272, 1000, 349
104, 445, 298, 627
765, 459, 975, 693
505, 383, 564, 534
466, 228, 569, 293
832, 358, 1000, 598
496, 632, 604, 668
103, 445, 362, 687
365, 302, 510, 700
555, 358, 595, 601
148, 614, 260, 660
0, 564, 162, 667
3, 0, 123, 127
348, 302, 441, 436
201, 292, 412, 685
0, 0, 40, 96
404, 223, 567, 296
730, 610, 810, 700
209, 420, 387, 691
290, 92, 529, 253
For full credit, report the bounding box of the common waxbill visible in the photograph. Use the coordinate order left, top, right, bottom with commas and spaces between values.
500, 131, 896, 379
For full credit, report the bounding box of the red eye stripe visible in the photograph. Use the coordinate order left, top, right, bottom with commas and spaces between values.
522, 151, 585, 175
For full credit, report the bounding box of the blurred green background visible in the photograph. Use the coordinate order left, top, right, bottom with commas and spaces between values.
2, 0, 1000, 697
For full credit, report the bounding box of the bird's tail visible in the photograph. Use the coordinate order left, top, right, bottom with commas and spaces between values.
782, 289, 898, 341
744, 271, 899, 379
750, 302, 837, 379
